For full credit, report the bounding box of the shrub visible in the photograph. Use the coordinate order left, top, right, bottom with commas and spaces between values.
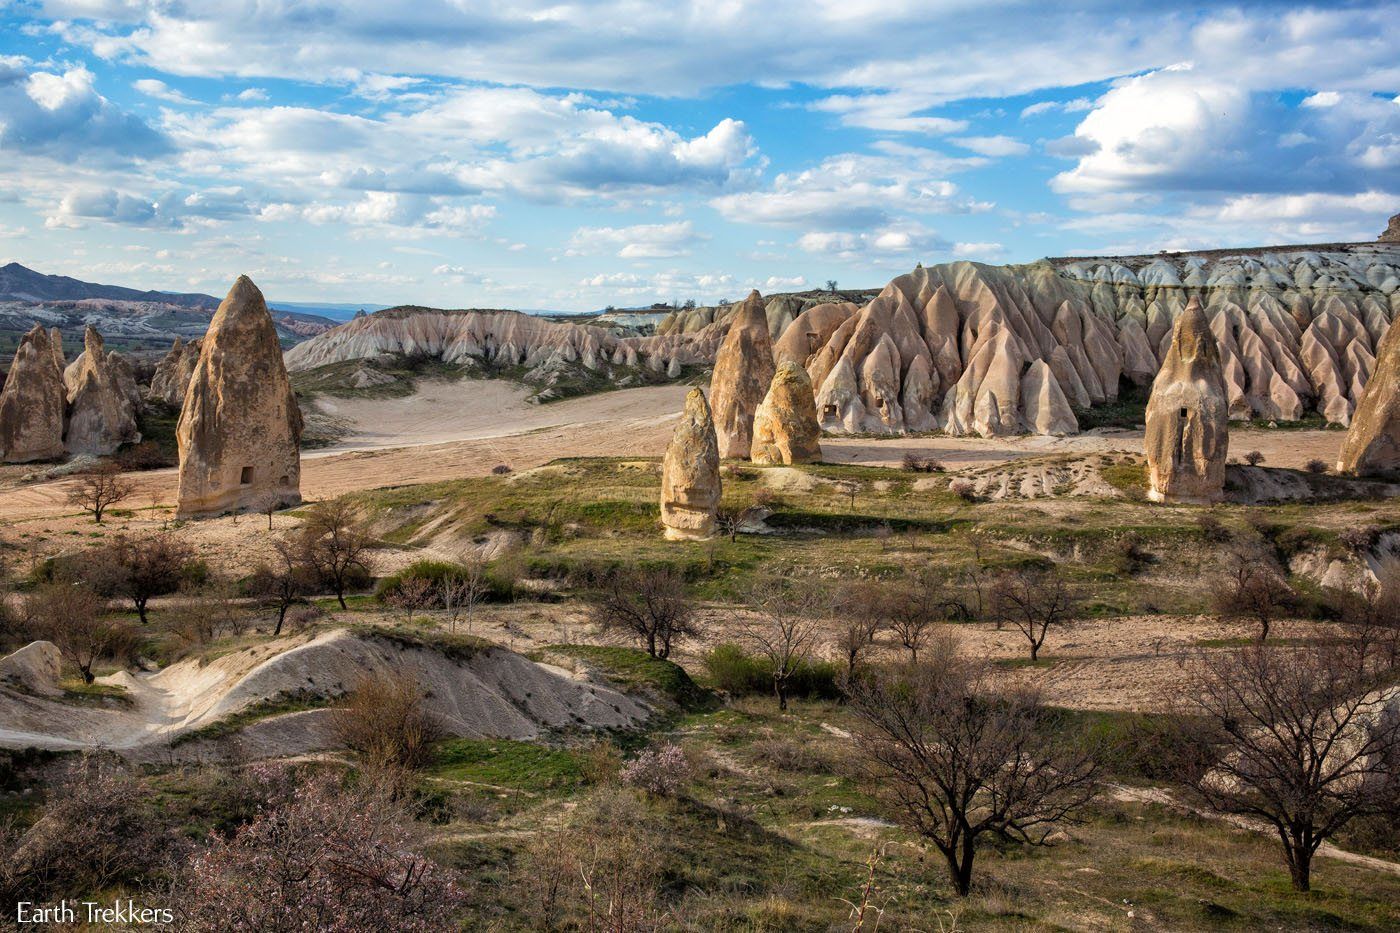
1243, 450, 1265, 466
1196, 513, 1231, 544
1305, 458, 1329, 474
1111, 534, 1151, 575
331, 675, 444, 770
1338, 525, 1379, 554
703, 643, 841, 700
115, 441, 172, 471
949, 479, 977, 502
180, 766, 464, 931
620, 743, 691, 797
375, 559, 514, 607
491, 464, 513, 475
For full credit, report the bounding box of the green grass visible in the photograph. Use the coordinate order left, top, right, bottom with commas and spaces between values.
426, 738, 587, 795
544, 644, 716, 711
170, 691, 330, 746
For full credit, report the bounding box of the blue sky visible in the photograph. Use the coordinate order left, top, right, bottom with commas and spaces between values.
0, 1, 1397, 311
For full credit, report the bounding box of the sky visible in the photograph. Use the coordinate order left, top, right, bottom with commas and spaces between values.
0, 1, 1397, 312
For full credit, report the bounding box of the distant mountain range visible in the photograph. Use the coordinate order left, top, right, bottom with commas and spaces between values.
0, 263, 346, 363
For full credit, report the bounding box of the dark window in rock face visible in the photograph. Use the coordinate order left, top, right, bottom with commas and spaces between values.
1179, 407, 1189, 419
824, 404, 837, 418
279, 475, 289, 485
240, 466, 253, 485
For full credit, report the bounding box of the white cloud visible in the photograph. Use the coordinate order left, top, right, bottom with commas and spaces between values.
133, 77, 195, 104
0, 61, 169, 161
952, 135, 1030, 157
567, 221, 703, 259
797, 223, 951, 263
1020, 98, 1094, 119
712, 149, 985, 229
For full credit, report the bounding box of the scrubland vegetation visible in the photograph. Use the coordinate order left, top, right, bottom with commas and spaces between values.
2, 455, 1399, 930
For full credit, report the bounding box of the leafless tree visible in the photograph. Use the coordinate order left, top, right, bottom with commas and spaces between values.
251, 493, 282, 531
385, 575, 434, 625
585, 566, 696, 659
440, 557, 489, 635
833, 581, 885, 678
1184, 641, 1400, 891
248, 537, 318, 635
990, 565, 1081, 661
176, 579, 248, 646
737, 579, 823, 711
92, 532, 191, 624
886, 568, 958, 663
846, 648, 1100, 896
66, 464, 134, 524
1212, 546, 1295, 642
24, 583, 129, 684
958, 526, 994, 620
298, 498, 375, 609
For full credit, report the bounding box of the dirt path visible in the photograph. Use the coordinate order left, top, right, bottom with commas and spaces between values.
1109, 784, 1400, 877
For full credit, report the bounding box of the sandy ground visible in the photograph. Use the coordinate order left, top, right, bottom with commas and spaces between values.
0, 378, 1348, 529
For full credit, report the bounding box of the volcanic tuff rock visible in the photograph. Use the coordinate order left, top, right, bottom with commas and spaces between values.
0, 324, 66, 462
283, 306, 720, 401
148, 336, 202, 407
751, 361, 822, 465
1144, 298, 1229, 504
709, 291, 777, 459
1381, 214, 1400, 245
176, 276, 303, 518
1337, 317, 1400, 475
661, 388, 721, 540
656, 244, 1400, 439
62, 326, 140, 456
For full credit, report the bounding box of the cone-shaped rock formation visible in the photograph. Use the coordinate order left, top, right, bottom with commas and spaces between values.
0, 324, 66, 462
148, 336, 202, 407
1144, 298, 1229, 504
1337, 318, 1400, 475
751, 361, 822, 465
62, 326, 140, 456
660, 388, 721, 540
708, 291, 776, 459
176, 276, 303, 518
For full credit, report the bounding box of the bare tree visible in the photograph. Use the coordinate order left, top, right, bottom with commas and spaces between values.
1212, 546, 1294, 642
66, 465, 134, 524
846, 649, 1100, 896
585, 566, 696, 659
298, 498, 375, 609
990, 566, 1081, 661
886, 568, 957, 663
92, 532, 191, 624
251, 493, 282, 531
440, 557, 489, 635
176, 579, 248, 646
248, 536, 318, 635
833, 581, 885, 678
737, 580, 823, 711
1185, 641, 1400, 891
384, 575, 434, 625
24, 583, 129, 684
958, 527, 994, 620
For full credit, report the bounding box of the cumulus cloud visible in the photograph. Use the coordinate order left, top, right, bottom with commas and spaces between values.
0, 61, 170, 161
953, 135, 1031, 158
712, 149, 986, 229
133, 77, 195, 105
797, 223, 952, 263
567, 221, 703, 259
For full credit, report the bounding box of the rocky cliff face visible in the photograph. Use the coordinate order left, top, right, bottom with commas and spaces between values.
148, 336, 202, 407
1337, 312, 1400, 476
0, 324, 66, 462
177, 277, 303, 518
283, 306, 721, 402
773, 244, 1399, 438
63, 326, 140, 456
